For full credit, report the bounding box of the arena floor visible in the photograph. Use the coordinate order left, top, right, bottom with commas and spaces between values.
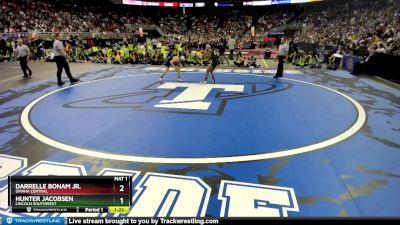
0, 60, 399, 217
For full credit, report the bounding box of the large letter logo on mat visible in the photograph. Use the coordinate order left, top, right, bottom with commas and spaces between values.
61, 79, 292, 116
218, 180, 299, 217
155, 82, 244, 110
129, 173, 211, 217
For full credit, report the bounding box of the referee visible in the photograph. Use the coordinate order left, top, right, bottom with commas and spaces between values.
274, 37, 289, 78
53, 33, 79, 86
16, 39, 32, 78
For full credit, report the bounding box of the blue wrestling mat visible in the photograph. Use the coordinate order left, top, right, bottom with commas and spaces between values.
0, 66, 399, 217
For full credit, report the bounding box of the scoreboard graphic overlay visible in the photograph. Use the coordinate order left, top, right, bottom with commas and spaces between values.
9, 176, 131, 213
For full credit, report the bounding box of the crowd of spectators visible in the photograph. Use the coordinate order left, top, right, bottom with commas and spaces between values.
0, 0, 290, 45
1, 0, 399, 61
293, 0, 400, 56
0, 0, 153, 34
159, 13, 257, 47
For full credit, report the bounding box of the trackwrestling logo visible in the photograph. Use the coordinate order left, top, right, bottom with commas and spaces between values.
63, 81, 292, 116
